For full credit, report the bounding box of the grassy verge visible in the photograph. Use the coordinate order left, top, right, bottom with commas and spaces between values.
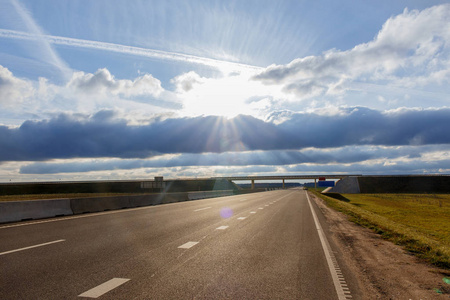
311, 190, 450, 269
0, 193, 147, 202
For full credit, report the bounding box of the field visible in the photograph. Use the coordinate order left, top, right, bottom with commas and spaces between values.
313, 191, 450, 269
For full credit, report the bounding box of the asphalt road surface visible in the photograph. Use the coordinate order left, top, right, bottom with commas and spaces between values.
0, 189, 357, 299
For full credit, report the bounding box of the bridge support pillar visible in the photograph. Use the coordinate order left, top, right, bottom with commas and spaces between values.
314, 178, 317, 189
251, 180, 255, 189
282, 179, 285, 189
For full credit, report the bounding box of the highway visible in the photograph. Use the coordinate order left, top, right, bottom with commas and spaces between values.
0, 189, 357, 299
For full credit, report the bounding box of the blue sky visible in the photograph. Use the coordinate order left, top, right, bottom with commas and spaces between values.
0, 0, 449, 182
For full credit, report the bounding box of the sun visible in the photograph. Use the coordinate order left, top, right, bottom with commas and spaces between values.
178, 71, 276, 118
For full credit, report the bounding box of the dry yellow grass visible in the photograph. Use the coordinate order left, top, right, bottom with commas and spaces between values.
313, 191, 450, 269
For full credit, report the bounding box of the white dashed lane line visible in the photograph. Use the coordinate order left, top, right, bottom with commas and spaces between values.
0, 239, 65, 256
178, 241, 199, 249
250, 211, 256, 214
216, 226, 229, 230
78, 278, 130, 298
237, 217, 247, 220
193, 207, 212, 212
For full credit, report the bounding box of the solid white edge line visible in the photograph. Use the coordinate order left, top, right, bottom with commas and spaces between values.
0, 239, 65, 256
78, 278, 130, 298
305, 191, 348, 300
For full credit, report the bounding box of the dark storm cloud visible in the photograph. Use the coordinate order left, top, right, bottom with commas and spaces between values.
2, 107, 450, 162
19, 145, 442, 174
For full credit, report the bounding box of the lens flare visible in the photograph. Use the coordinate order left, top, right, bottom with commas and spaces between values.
220, 207, 233, 219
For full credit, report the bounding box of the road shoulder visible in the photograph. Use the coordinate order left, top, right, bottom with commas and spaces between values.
309, 192, 450, 299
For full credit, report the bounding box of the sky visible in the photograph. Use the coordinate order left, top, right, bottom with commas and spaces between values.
0, 0, 449, 182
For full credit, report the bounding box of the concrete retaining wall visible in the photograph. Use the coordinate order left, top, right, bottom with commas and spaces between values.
325, 175, 450, 194
326, 177, 361, 194
0, 199, 73, 223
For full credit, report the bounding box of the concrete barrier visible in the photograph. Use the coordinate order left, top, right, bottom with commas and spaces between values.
0, 199, 73, 223
188, 191, 206, 200
128, 194, 163, 207
188, 190, 234, 200
163, 192, 189, 204
70, 196, 131, 214
0, 190, 236, 224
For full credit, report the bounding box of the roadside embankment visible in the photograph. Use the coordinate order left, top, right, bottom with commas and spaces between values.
312, 190, 450, 269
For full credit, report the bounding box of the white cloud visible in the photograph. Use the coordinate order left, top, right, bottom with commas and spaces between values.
0, 65, 34, 106
171, 71, 206, 92
68, 68, 163, 98
253, 4, 450, 100
0, 65, 181, 126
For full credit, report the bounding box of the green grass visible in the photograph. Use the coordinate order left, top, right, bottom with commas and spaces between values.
312, 191, 450, 269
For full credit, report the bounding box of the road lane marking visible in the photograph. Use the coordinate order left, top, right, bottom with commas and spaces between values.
258, 207, 264, 210
178, 241, 199, 249
305, 192, 350, 300
193, 207, 212, 212
0, 239, 65, 256
78, 278, 130, 298
250, 211, 256, 214
237, 217, 247, 220
216, 226, 229, 230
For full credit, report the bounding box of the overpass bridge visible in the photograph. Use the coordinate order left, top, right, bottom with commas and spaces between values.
213, 174, 362, 189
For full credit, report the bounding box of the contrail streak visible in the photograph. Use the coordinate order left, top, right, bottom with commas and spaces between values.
0, 29, 263, 73
8, 0, 71, 80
